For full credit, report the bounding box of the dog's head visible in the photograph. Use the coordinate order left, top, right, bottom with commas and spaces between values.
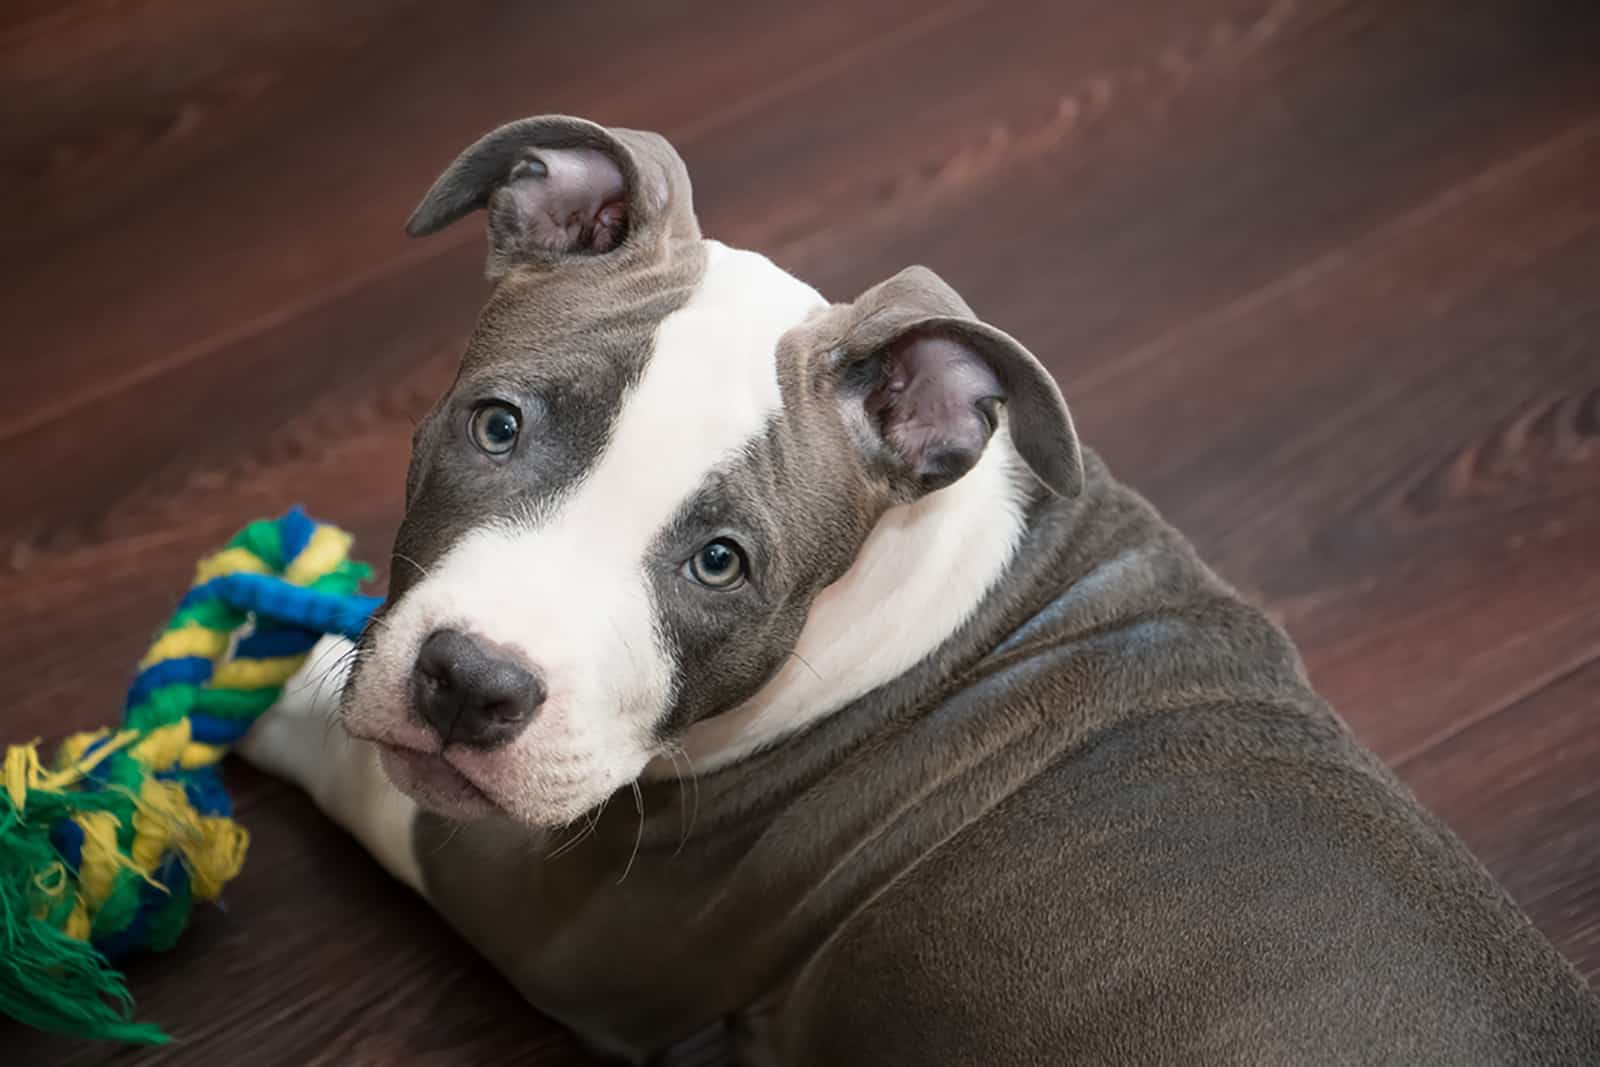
343, 116, 1083, 826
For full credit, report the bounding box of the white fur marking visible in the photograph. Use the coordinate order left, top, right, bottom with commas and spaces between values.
346, 243, 825, 824
239, 636, 424, 892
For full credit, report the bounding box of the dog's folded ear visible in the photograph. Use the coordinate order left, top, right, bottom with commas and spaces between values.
406, 115, 699, 277
830, 266, 1083, 499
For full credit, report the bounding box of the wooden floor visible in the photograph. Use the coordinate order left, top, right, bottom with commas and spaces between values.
3, 0, 1598, 1061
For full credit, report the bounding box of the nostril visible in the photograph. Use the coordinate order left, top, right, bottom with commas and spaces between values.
414, 632, 463, 686
484, 673, 547, 721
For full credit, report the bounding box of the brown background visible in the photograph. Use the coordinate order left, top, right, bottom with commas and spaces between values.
2, 0, 1598, 1062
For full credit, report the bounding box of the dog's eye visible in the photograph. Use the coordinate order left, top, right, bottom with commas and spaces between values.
469, 403, 521, 455
688, 538, 747, 590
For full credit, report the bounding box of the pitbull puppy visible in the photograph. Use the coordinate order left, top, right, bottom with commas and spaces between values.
241, 116, 1600, 1065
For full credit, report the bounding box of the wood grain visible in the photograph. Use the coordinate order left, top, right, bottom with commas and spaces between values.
2, 0, 1596, 1061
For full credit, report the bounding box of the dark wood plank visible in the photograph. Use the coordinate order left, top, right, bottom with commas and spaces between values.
11, 0, 1600, 746
3, 0, 1597, 1061
0, 0, 951, 436
1401, 658, 1600, 981
1079, 119, 1600, 760
11, 0, 1600, 551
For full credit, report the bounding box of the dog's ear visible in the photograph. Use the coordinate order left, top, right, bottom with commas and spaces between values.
829, 266, 1083, 499
406, 115, 699, 277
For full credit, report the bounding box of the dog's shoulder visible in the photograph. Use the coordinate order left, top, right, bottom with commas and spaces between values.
777, 697, 1600, 1065
771, 461, 1600, 1065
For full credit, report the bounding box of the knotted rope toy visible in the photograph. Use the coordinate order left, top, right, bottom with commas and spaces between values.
0, 508, 382, 1044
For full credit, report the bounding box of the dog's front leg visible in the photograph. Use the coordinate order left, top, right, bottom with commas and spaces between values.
241, 639, 663, 1064
237, 635, 424, 893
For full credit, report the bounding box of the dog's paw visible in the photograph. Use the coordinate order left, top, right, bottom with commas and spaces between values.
235, 634, 356, 793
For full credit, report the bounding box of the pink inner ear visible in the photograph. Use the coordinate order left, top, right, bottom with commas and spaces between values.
591, 200, 628, 253
497, 147, 629, 255
869, 335, 1004, 491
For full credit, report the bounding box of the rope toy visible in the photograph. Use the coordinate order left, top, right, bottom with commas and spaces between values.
0, 508, 382, 1044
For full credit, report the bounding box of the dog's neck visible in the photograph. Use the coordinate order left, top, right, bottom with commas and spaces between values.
651, 429, 1034, 776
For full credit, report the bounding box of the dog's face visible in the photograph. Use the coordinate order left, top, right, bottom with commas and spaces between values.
342, 117, 1082, 827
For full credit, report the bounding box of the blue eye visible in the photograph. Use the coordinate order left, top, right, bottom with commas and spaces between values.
470, 403, 520, 455
688, 539, 746, 589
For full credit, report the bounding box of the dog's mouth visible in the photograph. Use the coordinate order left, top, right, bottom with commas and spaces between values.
367, 738, 502, 821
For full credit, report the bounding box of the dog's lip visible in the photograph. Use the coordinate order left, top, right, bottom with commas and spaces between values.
355, 732, 504, 814
347, 728, 428, 755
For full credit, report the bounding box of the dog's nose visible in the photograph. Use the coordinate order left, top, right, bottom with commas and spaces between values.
411, 629, 545, 748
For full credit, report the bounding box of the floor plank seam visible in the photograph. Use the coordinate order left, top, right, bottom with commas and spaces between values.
1393, 647, 1600, 772
1072, 112, 1600, 402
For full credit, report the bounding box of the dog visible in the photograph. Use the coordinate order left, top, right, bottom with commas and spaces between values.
240, 115, 1600, 1065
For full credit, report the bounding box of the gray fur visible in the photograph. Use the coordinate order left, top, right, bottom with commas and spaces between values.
640, 264, 1085, 739
407, 115, 697, 276
416, 452, 1600, 1065
380, 117, 1599, 1065
826, 265, 1083, 499
373, 118, 707, 615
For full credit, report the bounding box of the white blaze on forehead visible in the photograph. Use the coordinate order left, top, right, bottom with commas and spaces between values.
578, 240, 826, 561
348, 241, 824, 822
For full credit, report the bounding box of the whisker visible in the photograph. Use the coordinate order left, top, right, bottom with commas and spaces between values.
300, 638, 345, 683
312, 646, 365, 743
392, 552, 432, 579
317, 664, 363, 745
427, 818, 467, 859
546, 820, 595, 860
663, 742, 701, 856
676, 743, 701, 851
665, 747, 690, 855
546, 789, 615, 861
788, 650, 823, 681
360, 614, 395, 634
618, 780, 645, 885
311, 645, 359, 700
285, 637, 352, 699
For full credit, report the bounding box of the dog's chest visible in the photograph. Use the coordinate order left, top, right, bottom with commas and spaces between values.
403, 647, 1102, 1056
405, 721, 1026, 1054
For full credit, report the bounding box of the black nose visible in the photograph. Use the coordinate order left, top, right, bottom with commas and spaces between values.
412, 629, 545, 748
